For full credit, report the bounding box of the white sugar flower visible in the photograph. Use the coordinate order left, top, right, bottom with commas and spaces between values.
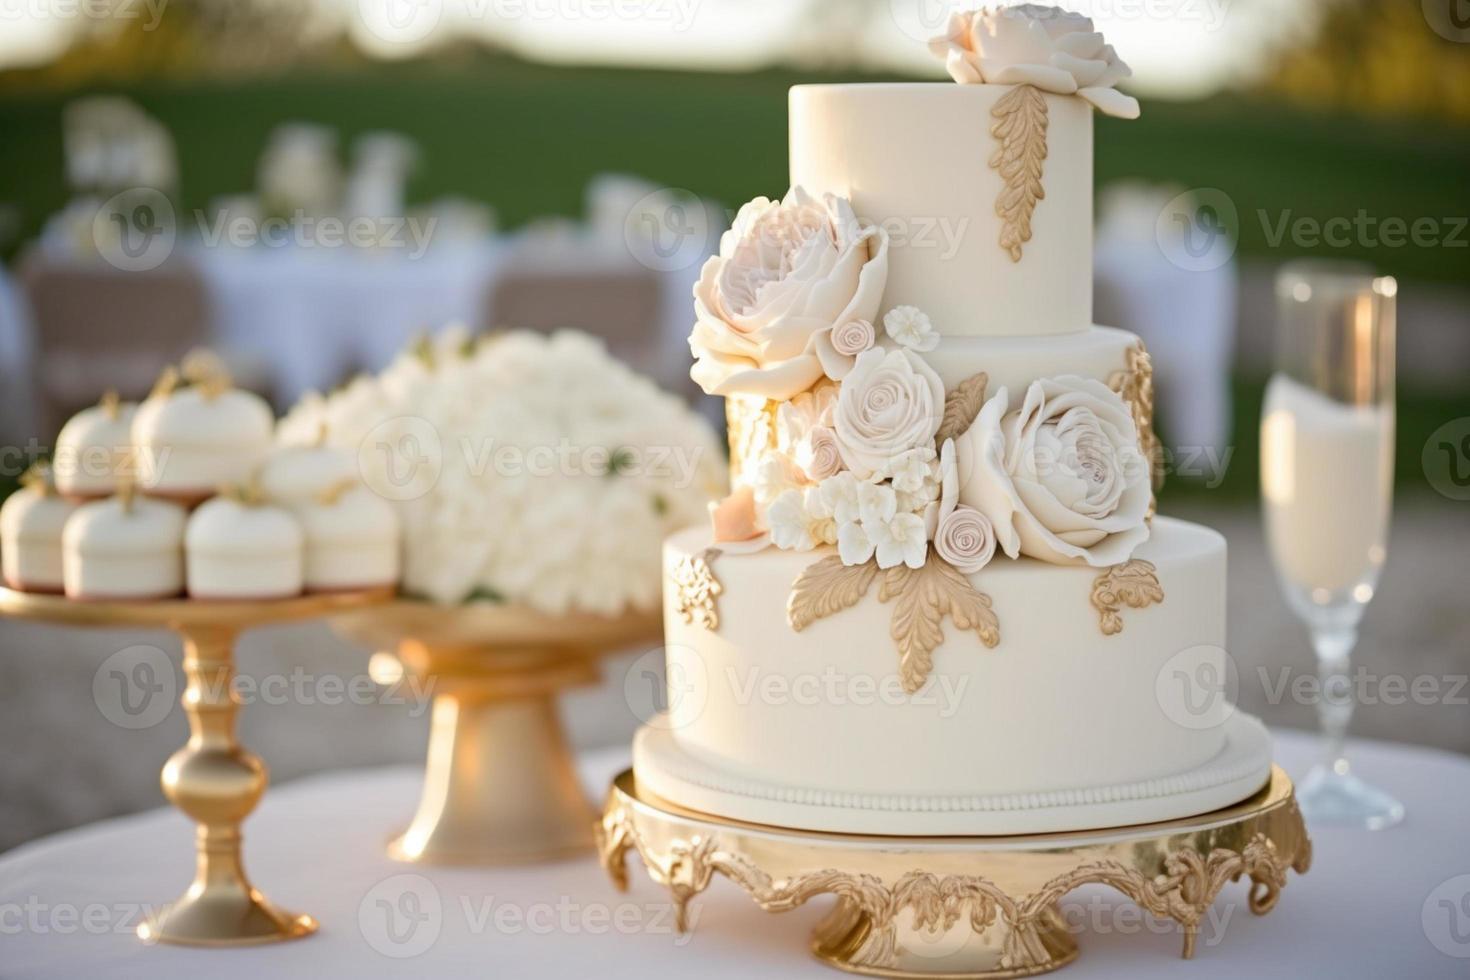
856, 480, 897, 527
868, 511, 929, 570
879, 446, 936, 493
818, 471, 863, 525
837, 519, 875, 566
752, 449, 805, 509
767, 487, 836, 552
883, 305, 939, 353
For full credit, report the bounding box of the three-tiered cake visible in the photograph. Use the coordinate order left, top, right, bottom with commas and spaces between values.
633, 4, 1272, 834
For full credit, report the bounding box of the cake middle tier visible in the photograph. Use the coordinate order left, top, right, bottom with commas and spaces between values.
656, 517, 1233, 803
790, 83, 1092, 338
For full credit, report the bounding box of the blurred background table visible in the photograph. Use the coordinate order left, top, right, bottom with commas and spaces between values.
1, 729, 1467, 979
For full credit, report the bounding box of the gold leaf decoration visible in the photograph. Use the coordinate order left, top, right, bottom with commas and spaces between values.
1108, 341, 1164, 498
935, 371, 989, 444
989, 84, 1049, 262
787, 555, 879, 632
1091, 559, 1164, 636
672, 548, 724, 631
879, 550, 1001, 693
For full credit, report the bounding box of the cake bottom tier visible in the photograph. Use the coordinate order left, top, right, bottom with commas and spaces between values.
641, 517, 1272, 834
633, 712, 1272, 834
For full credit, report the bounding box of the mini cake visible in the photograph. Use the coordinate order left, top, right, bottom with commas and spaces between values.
0, 466, 80, 593
185, 486, 303, 600
294, 479, 400, 592
53, 391, 137, 499
62, 485, 186, 600
132, 354, 274, 504
258, 431, 357, 508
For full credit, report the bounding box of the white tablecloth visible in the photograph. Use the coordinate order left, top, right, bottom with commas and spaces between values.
2, 730, 1468, 979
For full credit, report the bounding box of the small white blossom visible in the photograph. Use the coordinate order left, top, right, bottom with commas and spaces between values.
767, 487, 836, 552
868, 511, 929, 569
883, 305, 940, 352
837, 519, 875, 566
752, 449, 805, 509
856, 480, 897, 527
879, 447, 936, 493
818, 471, 863, 525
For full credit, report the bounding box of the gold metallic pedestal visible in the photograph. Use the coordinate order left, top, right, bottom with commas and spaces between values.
0, 586, 391, 946
599, 767, 1311, 978
335, 601, 661, 865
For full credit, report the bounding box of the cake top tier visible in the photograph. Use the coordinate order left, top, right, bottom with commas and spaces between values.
689, 5, 1139, 399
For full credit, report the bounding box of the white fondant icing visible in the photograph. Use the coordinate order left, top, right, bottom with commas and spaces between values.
790, 83, 1091, 337
633, 713, 1272, 834
647, 518, 1254, 827
294, 487, 401, 592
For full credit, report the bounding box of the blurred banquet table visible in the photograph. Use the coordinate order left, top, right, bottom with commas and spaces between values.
188, 239, 506, 404
2, 729, 1467, 979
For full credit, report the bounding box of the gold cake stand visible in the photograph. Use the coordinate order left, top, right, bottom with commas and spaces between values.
599, 767, 1311, 978
0, 585, 392, 946
334, 600, 661, 865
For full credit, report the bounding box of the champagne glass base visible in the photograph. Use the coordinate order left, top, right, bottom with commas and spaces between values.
1297, 764, 1404, 830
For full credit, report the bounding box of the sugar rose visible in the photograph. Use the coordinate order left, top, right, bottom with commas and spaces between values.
832, 348, 944, 481
957, 376, 1150, 567
690, 187, 889, 400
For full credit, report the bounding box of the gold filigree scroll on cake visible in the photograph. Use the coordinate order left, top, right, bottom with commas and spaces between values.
1109, 340, 1164, 500
990, 84, 1049, 262
599, 765, 1311, 979
1091, 558, 1164, 636
672, 548, 723, 630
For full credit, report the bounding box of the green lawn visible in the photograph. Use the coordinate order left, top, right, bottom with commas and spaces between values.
2, 55, 1466, 503
2, 54, 1468, 283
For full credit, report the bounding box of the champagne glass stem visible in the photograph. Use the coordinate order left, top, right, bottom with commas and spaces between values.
1312, 625, 1357, 774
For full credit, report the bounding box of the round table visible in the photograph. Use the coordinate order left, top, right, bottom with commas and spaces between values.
1, 730, 1467, 978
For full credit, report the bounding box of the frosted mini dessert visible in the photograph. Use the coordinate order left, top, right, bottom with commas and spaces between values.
132, 353, 274, 504
185, 485, 304, 600
258, 429, 358, 508
294, 479, 400, 592
52, 390, 137, 499
0, 465, 80, 593
62, 484, 187, 600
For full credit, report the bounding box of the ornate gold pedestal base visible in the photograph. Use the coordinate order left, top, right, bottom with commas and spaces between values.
0, 587, 390, 947
335, 601, 661, 865
598, 767, 1311, 978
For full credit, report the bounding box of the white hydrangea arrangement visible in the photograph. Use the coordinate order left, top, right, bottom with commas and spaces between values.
279, 327, 726, 614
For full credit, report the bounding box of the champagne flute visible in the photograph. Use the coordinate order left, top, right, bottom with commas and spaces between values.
1260, 260, 1403, 829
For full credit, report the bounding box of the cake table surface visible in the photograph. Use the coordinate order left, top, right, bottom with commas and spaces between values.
2, 729, 1466, 979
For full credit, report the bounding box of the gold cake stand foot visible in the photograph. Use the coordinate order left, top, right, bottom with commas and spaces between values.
598, 767, 1311, 979
0, 587, 390, 947
385, 651, 603, 864
334, 601, 662, 865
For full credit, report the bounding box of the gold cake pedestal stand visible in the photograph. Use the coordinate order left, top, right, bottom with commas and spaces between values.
334, 601, 660, 865
0, 585, 391, 947
599, 767, 1311, 978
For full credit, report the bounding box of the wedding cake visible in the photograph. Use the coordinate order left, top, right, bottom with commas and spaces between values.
632, 5, 1272, 834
